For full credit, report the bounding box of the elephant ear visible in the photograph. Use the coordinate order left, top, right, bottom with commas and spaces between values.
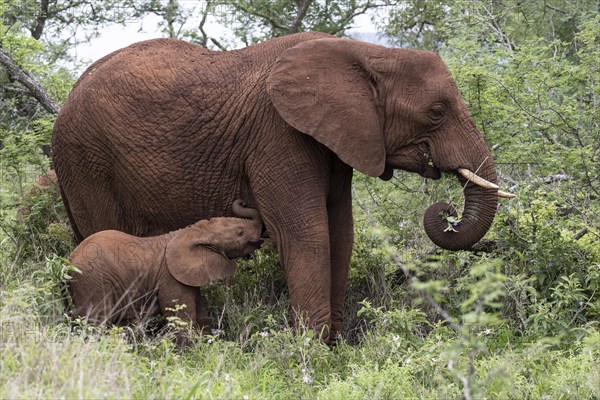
165, 226, 235, 287
266, 38, 385, 177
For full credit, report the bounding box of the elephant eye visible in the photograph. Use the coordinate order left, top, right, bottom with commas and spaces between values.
237, 229, 244, 237
428, 104, 446, 122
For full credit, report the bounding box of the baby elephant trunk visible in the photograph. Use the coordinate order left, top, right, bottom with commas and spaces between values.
232, 199, 261, 221
232, 199, 265, 240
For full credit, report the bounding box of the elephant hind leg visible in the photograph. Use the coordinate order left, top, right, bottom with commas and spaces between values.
71, 283, 116, 325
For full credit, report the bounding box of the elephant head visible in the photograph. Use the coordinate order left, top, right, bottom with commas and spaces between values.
165, 200, 264, 286
267, 38, 514, 250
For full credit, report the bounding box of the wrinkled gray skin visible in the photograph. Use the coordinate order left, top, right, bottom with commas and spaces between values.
68, 201, 263, 339
53, 32, 502, 342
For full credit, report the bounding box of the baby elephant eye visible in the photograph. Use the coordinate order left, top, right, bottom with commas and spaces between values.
237, 229, 244, 237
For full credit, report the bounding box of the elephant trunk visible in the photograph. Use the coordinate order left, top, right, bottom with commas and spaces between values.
423, 158, 499, 251
232, 199, 263, 230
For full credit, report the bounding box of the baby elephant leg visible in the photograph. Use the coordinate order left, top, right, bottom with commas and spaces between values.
194, 294, 212, 334
70, 281, 116, 325
158, 284, 203, 347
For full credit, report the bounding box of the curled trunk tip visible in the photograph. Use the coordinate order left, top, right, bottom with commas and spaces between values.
232, 199, 262, 224
423, 202, 471, 251
423, 177, 499, 250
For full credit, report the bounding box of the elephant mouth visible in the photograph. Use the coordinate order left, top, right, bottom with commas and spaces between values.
245, 239, 264, 253
420, 142, 441, 179
381, 142, 441, 181
422, 164, 441, 179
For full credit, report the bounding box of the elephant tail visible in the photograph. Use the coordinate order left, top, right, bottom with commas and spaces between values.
57, 172, 84, 244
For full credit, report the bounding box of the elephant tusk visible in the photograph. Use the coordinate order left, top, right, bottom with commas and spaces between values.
457, 168, 499, 190
497, 190, 516, 199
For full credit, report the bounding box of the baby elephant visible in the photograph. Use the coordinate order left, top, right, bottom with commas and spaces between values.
68, 200, 263, 337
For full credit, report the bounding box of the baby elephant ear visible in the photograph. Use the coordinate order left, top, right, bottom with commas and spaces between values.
165, 228, 235, 287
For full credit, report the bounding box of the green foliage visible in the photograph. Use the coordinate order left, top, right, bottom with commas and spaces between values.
30, 255, 79, 320
379, 0, 600, 52
494, 192, 600, 337
213, 0, 388, 45
1, 0, 600, 397
357, 300, 429, 353
317, 360, 419, 399
201, 246, 291, 342
1, 169, 72, 273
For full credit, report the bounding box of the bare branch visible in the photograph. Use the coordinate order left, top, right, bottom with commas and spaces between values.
545, 4, 567, 14
289, 0, 314, 34
196, 0, 212, 48
195, 0, 227, 50
0, 48, 59, 114
210, 37, 228, 52
574, 227, 589, 240
1, 85, 30, 96
329, 0, 390, 36
234, 2, 288, 32
447, 358, 473, 400
30, 0, 50, 40
477, 2, 515, 53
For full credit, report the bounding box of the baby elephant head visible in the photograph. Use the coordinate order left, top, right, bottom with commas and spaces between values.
165, 200, 264, 287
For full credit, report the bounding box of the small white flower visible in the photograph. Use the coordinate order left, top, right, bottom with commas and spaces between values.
483, 328, 492, 335
207, 338, 214, 344
260, 331, 269, 337
243, 396, 250, 400
405, 357, 412, 365
303, 375, 312, 384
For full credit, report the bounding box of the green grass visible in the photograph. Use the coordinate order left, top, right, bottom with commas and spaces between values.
1, 165, 599, 399
1, 256, 599, 399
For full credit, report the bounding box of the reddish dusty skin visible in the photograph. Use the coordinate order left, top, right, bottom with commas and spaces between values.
53, 33, 501, 342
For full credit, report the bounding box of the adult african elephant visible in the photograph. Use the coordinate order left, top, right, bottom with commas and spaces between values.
52, 32, 513, 341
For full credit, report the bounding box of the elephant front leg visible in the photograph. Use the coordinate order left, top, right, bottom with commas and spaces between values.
327, 206, 353, 342
252, 193, 332, 337
278, 235, 332, 340
328, 170, 354, 343
158, 285, 199, 347
249, 149, 334, 341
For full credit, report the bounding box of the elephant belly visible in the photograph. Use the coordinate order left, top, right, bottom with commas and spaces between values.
111, 149, 250, 237
71, 276, 161, 325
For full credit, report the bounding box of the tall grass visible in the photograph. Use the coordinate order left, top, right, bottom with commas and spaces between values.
1, 165, 599, 398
